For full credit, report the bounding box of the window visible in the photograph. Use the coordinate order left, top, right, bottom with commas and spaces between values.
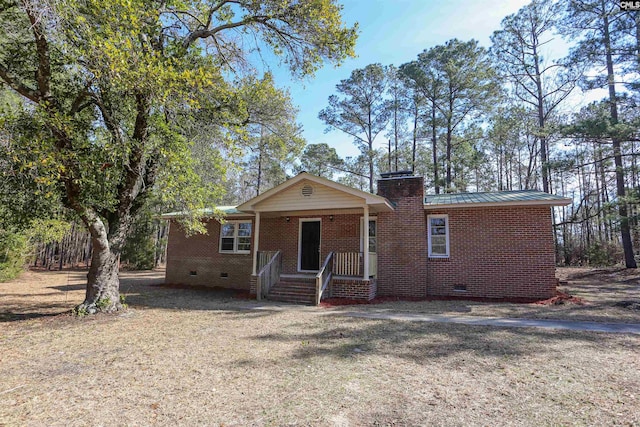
368, 220, 377, 253
428, 215, 449, 258
360, 218, 377, 253
219, 221, 252, 253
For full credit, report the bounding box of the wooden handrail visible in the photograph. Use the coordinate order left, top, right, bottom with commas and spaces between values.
257, 251, 278, 272
315, 251, 334, 305
256, 250, 281, 301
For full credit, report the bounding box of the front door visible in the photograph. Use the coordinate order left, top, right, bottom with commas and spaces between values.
299, 220, 321, 271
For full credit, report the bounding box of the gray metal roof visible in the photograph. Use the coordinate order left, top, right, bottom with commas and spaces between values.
161, 206, 247, 219
424, 190, 571, 208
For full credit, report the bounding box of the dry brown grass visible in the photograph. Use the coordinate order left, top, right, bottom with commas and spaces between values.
339, 267, 640, 324
1, 268, 639, 426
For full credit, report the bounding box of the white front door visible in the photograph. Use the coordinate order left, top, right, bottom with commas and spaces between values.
361, 217, 377, 278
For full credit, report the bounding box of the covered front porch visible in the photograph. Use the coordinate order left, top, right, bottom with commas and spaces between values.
249, 211, 379, 305
236, 173, 393, 305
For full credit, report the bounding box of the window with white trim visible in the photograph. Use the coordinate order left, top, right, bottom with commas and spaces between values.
360, 218, 377, 253
219, 221, 252, 253
428, 214, 449, 257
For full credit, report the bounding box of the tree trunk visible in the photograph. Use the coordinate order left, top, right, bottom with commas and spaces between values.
603, 9, 637, 268
368, 139, 374, 193
445, 95, 453, 191
532, 37, 549, 193
431, 100, 440, 194
411, 101, 418, 173
76, 217, 122, 313
256, 125, 264, 197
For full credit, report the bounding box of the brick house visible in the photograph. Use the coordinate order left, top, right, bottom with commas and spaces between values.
163, 171, 571, 304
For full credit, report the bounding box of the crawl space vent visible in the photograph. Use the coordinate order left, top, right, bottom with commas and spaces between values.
301, 184, 314, 197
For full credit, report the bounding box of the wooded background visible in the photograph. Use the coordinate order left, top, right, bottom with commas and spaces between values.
1, 0, 639, 278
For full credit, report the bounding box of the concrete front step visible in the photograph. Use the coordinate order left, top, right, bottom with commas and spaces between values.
270, 285, 315, 292
279, 276, 316, 284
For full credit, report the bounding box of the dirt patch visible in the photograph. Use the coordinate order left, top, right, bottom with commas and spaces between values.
0, 268, 166, 321
533, 290, 586, 306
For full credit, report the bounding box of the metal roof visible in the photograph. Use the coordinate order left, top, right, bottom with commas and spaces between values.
424, 190, 572, 209
160, 206, 246, 219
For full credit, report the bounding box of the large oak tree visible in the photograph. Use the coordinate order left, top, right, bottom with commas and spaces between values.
0, 0, 357, 312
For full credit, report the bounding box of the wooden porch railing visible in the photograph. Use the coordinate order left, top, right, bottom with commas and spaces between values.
333, 251, 362, 276
256, 251, 281, 301
257, 251, 279, 272
315, 251, 334, 305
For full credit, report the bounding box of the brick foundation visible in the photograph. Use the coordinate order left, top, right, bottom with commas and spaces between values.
249, 275, 257, 296
331, 277, 377, 300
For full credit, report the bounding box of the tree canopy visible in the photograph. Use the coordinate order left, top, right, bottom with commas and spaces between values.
319, 63, 392, 192
0, 0, 357, 311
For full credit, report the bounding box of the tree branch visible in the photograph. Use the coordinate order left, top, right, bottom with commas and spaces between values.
0, 63, 40, 102
22, 0, 51, 100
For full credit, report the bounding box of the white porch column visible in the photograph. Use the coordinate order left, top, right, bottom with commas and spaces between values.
252, 211, 261, 275
363, 204, 369, 281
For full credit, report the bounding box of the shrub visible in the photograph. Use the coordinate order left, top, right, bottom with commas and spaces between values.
0, 231, 29, 282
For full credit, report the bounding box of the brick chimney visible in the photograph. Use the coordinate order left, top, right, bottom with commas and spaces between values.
376, 172, 428, 297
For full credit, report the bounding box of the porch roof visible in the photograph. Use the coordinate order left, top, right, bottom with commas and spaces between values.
424, 190, 572, 209
236, 172, 394, 214
160, 206, 249, 219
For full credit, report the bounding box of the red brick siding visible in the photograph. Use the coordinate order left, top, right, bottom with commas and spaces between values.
259, 214, 361, 274
426, 206, 557, 299
331, 278, 377, 300
376, 177, 429, 298
249, 275, 257, 296
165, 218, 253, 290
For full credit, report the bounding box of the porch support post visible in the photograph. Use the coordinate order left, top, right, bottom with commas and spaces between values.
252, 211, 261, 275
363, 204, 369, 281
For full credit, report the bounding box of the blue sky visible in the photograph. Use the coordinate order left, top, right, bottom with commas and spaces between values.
269, 0, 532, 159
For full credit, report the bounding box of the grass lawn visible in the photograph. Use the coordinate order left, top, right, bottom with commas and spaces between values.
336, 267, 640, 324
0, 268, 639, 425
